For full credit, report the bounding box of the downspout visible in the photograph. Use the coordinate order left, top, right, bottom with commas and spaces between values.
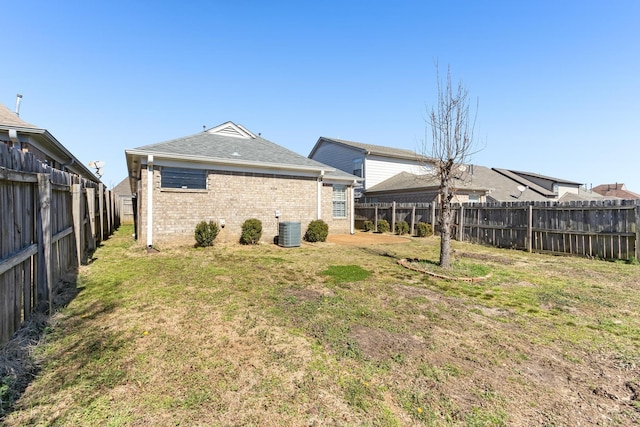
60, 157, 75, 172
350, 180, 356, 234
317, 170, 324, 220
8, 129, 20, 149
146, 155, 154, 248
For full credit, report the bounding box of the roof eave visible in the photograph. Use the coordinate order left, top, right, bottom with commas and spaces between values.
125, 149, 337, 175
1, 125, 99, 182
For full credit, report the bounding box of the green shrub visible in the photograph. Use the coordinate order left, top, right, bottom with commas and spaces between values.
363, 220, 374, 232
194, 220, 220, 247
377, 219, 390, 233
395, 220, 409, 235
240, 218, 262, 245
416, 222, 433, 237
304, 219, 329, 242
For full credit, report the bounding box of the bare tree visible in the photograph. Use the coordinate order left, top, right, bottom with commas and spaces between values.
424, 64, 478, 268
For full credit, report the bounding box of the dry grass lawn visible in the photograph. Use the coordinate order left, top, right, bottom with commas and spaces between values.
1, 225, 640, 426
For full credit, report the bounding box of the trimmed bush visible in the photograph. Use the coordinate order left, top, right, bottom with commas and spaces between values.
395, 220, 409, 235
377, 219, 390, 233
416, 222, 433, 237
304, 219, 329, 242
363, 220, 374, 232
194, 220, 219, 247
240, 218, 262, 245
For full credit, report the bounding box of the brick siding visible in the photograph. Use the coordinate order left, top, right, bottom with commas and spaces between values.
137, 167, 352, 245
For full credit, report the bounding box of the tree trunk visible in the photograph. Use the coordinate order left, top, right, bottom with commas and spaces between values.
439, 200, 452, 268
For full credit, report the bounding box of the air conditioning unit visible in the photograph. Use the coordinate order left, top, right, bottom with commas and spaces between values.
278, 221, 301, 247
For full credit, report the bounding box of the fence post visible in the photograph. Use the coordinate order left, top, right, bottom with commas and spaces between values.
477, 206, 482, 241
72, 183, 83, 265
86, 187, 96, 251
411, 205, 416, 236
98, 183, 105, 242
635, 202, 640, 262
106, 189, 112, 235
458, 205, 464, 241
431, 201, 436, 232
527, 204, 533, 252
391, 201, 396, 234
36, 173, 52, 314
374, 206, 378, 231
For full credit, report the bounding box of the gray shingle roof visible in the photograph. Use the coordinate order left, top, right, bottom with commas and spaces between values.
0, 102, 39, 129
366, 165, 553, 202
127, 122, 360, 183
497, 168, 582, 186
132, 129, 328, 170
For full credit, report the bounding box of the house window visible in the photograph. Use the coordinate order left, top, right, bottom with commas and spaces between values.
468, 194, 480, 202
353, 158, 363, 177
161, 167, 206, 189
333, 185, 347, 218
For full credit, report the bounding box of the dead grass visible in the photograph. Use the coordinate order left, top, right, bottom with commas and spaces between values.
2, 225, 640, 426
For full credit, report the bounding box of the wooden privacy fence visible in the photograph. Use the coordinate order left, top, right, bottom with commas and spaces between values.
0, 144, 118, 347
355, 200, 640, 261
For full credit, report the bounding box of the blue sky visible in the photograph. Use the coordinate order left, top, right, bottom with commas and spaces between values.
2, 1, 639, 192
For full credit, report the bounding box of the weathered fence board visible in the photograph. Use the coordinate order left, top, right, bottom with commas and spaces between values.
0, 145, 118, 347
356, 199, 640, 261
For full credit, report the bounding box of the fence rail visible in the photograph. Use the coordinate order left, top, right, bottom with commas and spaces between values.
0, 144, 118, 347
356, 200, 640, 261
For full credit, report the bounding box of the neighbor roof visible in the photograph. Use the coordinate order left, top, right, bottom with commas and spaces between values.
367, 165, 552, 202
592, 183, 640, 200
309, 137, 430, 162
0, 103, 38, 129
496, 168, 582, 186
0, 102, 100, 182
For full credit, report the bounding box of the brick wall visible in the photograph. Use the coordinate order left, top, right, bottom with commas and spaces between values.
137, 167, 353, 245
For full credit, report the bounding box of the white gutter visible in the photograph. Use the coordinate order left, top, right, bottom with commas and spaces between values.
146, 155, 154, 248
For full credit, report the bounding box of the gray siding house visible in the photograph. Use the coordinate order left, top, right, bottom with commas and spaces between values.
126, 122, 360, 246
308, 137, 433, 198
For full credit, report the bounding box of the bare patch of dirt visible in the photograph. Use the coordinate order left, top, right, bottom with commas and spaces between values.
349, 325, 424, 362
284, 287, 335, 302
326, 232, 411, 245
456, 251, 516, 265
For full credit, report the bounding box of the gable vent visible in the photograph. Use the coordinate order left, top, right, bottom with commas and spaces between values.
206, 121, 257, 139
217, 125, 245, 137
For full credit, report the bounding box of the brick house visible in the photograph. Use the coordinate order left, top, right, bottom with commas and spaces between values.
125, 122, 360, 246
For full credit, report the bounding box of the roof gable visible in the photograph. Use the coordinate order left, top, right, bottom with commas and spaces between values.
206, 121, 256, 139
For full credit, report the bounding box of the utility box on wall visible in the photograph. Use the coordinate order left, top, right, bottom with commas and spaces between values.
278, 221, 301, 247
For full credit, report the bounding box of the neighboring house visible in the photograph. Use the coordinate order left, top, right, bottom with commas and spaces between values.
492, 168, 583, 200
363, 164, 607, 203
308, 137, 433, 198
125, 121, 360, 246
113, 178, 135, 224
363, 165, 552, 203
592, 183, 640, 200
0, 102, 98, 182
